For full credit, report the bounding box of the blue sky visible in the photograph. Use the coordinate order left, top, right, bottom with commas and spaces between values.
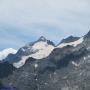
0, 0, 90, 50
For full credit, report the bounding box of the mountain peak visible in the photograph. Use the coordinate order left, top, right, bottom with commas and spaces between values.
38, 36, 47, 41
68, 35, 75, 38
37, 36, 55, 46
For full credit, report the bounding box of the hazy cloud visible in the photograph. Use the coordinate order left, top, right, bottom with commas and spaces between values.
0, 0, 90, 50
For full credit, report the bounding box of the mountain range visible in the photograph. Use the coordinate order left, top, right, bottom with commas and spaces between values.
0, 31, 90, 90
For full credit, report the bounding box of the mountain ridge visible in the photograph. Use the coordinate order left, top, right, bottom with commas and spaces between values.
0, 32, 88, 68
0, 30, 90, 90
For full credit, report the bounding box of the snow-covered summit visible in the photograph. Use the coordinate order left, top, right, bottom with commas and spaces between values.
17, 36, 55, 56
13, 37, 55, 68
0, 48, 17, 61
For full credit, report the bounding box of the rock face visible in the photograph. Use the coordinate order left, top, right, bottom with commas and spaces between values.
60, 35, 80, 43
1, 31, 90, 90
1, 44, 90, 90
0, 61, 16, 79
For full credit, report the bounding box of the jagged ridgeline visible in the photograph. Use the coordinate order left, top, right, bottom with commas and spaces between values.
0, 31, 90, 90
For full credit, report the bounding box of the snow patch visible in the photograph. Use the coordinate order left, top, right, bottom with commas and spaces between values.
72, 61, 80, 67
44, 82, 48, 85
13, 55, 30, 68
0, 48, 17, 61
58, 37, 84, 48
84, 57, 86, 60
88, 55, 90, 58
30, 41, 54, 59
13, 41, 54, 68
34, 63, 38, 68
21, 48, 26, 52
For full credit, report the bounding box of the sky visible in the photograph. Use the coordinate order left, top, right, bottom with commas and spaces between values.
0, 0, 90, 50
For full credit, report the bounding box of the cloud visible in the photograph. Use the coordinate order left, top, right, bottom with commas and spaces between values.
0, 0, 90, 50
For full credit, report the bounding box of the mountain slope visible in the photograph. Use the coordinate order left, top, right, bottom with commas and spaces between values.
11, 36, 55, 68
0, 61, 16, 78
1, 41, 90, 90
1, 31, 90, 90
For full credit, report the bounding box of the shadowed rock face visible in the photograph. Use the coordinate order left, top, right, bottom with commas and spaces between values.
60, 36, 80, 44
0, 61, 16, 78
1, 43, 90, 90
